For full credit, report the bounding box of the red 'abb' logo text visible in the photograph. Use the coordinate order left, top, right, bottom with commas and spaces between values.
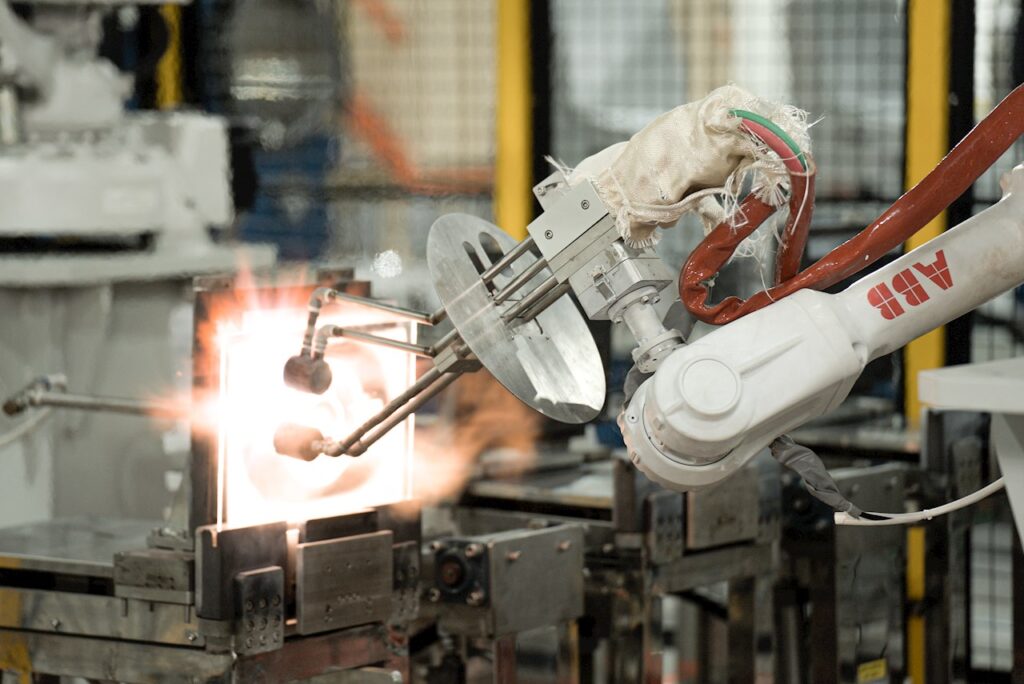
866, 250, 954, 320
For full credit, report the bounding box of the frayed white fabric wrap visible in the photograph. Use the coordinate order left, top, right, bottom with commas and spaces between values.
564, 85, 811, 248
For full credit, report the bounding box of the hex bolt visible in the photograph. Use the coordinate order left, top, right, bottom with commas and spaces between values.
186, 631, 198, 642
429, 541, 445, 553
506, 550, 522, 562
50, 618, 61, 630
544, 230, 554, 239
557, 540, 572, 552
427, 588, 441, 603
467, 590, 485, 606
464, 542, 484, 558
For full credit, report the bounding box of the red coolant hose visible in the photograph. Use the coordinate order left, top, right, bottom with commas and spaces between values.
679, 118, 817, 315
682, 83, 1024, 325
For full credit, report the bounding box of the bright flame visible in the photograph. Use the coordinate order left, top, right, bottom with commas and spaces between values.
214, 299, 416, 528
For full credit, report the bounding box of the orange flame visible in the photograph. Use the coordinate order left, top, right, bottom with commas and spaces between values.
182, 267, 417, 528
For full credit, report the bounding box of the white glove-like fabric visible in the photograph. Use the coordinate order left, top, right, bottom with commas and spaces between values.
566, 84, 810, 248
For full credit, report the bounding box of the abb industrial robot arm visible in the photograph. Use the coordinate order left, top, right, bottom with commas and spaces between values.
277, 84, 1024, 510
622, 175, 1024, 490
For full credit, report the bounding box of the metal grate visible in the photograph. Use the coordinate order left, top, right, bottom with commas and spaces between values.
326, 0, 498, 308
196, 0, 498, 272
973, 0, 1022, 205
969, 504, 1015, 675
971, 0, 1024, 363
550, 0, 906, 206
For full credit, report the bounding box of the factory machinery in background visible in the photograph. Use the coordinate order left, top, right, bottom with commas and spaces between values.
0, 0, 274, 527
1, 69, 1024, 684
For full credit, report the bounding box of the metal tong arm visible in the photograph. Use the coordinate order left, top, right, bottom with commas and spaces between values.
3, 374, 187, 419
299, 287, 446, 356
274, 366, 461, 460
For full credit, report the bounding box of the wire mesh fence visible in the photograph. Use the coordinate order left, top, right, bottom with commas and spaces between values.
971, 0, 1024, 364
551, 0, 906, 206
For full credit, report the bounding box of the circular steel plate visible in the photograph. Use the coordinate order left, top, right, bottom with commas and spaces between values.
427, 213, 605, 423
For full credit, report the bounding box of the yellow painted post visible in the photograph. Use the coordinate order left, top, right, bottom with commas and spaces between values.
903, 0, 951, 427
495, 0, 533, 240
903, 5, 952, 680
156, 4, 184, 110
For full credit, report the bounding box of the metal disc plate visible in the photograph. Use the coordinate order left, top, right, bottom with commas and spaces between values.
427, 213, 605, 423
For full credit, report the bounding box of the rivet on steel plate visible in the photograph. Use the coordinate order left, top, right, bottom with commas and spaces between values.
506, 550, 522, 561
557, 540, 572, 552
464, 543, 483, 558
186, 631, 198, 642
50, 618, 60, 630
467, 589, 485, 606
427, 588, 441, 603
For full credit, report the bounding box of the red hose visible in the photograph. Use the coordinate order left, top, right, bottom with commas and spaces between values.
682, 83, 1024, 325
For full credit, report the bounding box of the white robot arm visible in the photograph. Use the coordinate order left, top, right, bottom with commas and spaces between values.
623, 168, 1024, 490
277, 84, 1024, 505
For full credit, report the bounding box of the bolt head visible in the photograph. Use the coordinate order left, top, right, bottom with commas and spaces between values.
581, 199, 590, 209
427, 588, 441, 603
464, 542, 483, 558
544, 229, 554, 239
467, 589, 485, 606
